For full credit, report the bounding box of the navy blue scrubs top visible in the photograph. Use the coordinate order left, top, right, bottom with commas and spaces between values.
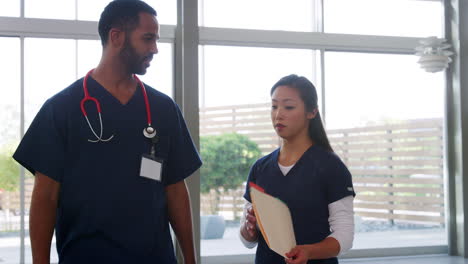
13, 77, 202, 264
244, 145, 355, 264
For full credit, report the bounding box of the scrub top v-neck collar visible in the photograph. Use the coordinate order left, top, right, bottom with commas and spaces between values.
274, 144, 317, 177
87, 75, 142, 108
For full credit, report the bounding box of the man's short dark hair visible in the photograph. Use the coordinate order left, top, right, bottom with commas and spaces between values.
98, 0, 157, 46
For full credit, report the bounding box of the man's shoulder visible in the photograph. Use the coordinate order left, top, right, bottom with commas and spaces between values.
143, 83, 179, 114
144, 83, 173, 102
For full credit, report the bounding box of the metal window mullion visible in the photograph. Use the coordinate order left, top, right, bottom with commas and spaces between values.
75, 40, 79, 79
174, 0, 183, 104
443, 0, 456, 256
19, 36, 25, 264
170, 42, 175, 99
199, 0, 205, 27
445, 0, 468, 257
198, 27, 420, 54
74, 0, 79, 79
316, 0, 324, 33
0, 16, 418, 54
175, 0, 200, 262
199, 46, 205, 109
75, 0, 78, 20
0, 17, 176, 42
320, 49, 326, 125
20, 0, 25, 18
316, 0, 325, 122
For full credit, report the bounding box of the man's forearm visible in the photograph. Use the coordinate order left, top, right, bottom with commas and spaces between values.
30, 173, 59, 264
166, 181, 196, 264
30, 198, 56, 264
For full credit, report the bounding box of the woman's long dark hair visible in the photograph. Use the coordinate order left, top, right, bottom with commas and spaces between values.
271, 74, 334, 152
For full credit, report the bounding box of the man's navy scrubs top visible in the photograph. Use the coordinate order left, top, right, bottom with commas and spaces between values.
244, 145, 355, 264
13, 77, 202, 264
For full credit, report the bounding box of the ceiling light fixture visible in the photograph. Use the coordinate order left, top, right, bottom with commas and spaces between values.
415, 36, 453, 73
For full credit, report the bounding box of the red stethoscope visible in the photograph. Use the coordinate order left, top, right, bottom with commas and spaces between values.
80, 69, 157, 143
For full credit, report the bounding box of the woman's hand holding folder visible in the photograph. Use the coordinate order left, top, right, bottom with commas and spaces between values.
241, 205, 259, 241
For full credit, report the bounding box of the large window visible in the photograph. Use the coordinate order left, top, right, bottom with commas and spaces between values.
1, 0, 453, 263
325, 52, 446, 249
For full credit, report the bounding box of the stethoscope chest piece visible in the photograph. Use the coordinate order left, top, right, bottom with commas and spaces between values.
144, 126, 157, 139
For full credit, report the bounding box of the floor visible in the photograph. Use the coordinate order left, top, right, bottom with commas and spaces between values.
201, 226, 446, 256
342, 255, 468, 264
0, 226, 457, 263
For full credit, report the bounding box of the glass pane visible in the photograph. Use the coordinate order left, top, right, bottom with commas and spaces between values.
201, 0, 318, 32
25, 38, 76, 128
76, 0, 110, 21
144, 0, 177, 25
201, 46, 317, 108
199, 45, 317, 256
0, 37, 20, 264
0, 0, 20, 17
25, 0, 75, 20
77, 39, 102, 78
325, 51, 446, 249
24, 38, 75, 263
77, 0, 176, 25
324, 0, 443, 37
137, 43, 173, 98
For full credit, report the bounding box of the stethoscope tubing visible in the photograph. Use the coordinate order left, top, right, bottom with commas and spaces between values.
81, 69, 153, 142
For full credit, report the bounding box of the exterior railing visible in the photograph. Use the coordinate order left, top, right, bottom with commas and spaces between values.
200, 103, 444, 225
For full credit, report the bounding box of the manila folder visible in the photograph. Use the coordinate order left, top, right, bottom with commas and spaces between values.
250, 184, 296, 257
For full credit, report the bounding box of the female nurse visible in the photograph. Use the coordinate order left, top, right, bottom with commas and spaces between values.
239, 74, 355, 264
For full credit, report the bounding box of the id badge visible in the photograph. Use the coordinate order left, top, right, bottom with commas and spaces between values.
140, 154, 163, 181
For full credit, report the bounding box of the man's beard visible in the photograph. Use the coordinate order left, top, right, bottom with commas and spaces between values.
119, 38, 147, 75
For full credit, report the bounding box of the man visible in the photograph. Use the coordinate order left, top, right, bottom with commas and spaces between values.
13, 1, 201, 263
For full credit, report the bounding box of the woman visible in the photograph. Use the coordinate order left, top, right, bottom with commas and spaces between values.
239, 74, 355, 264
